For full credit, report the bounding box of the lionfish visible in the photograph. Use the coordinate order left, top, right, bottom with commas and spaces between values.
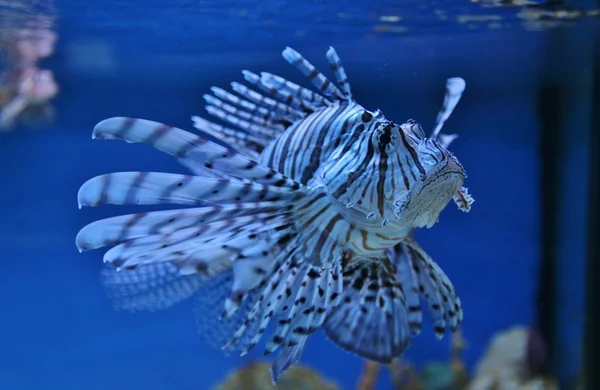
76, 47, 474, 382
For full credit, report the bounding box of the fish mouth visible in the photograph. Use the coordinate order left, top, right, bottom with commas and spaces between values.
416, 170, 464, 216
410, 164, 465, 228
419, 163, 465, 196
419, 156, 466, 194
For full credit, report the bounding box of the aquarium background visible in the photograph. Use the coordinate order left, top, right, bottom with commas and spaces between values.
0, 1, 597, 389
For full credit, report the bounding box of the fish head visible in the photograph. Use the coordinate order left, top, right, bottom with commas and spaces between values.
366, 118, 467, 229
320, 112, 470, 231
395, 120, 467, 228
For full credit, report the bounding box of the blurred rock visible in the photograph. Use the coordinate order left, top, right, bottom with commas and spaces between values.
211, 361, 339, 390
468, 326, 559, 390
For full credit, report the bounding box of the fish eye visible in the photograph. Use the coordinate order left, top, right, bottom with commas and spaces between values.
375, 123, 399, 152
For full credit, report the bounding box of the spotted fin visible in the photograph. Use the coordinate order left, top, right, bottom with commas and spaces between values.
322, 258, 412, 364
195, 271, 262, 355
101, 262, 205, 312
267, 259, 343, 384
221, 243, 305, 348
236, 257, 343, 356
389, 245, 423, 337
263, 259, 343, 357
394, 238, 463, 338
212, 239, 345, 383
270, 338, 309, 384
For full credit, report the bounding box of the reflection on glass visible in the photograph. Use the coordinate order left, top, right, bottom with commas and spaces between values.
0, 8, 58, 131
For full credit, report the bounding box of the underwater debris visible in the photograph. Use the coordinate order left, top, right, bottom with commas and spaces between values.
467, 326, 559, 390
211, 361, 339, 390
390, 359, 421, 390
450, 331, 470, 388
421, 362, 460, 390
357, 361, 381, 390
418, 330, 470, 390
358, 332, 468, 390
470, 0, 599, 31
355, 326, 562, 390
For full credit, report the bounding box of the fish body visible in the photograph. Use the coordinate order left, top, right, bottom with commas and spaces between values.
77, 47, 474, 383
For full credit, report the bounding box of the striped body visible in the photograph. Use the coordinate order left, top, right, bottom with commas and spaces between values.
76, 46, 474, 383
259, 101, 362, 184
255, 99, 465, 259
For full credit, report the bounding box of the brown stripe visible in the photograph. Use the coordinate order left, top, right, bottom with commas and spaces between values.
361, 230, 375, 251
315, 213, 342, 255
398, 128, 425, 177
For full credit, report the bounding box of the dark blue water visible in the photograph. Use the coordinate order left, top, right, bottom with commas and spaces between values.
0, 1, 596, 389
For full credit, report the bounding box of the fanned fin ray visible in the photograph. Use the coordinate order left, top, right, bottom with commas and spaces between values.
322, 257, 412, 363
76, 202, 288, 252
101, 262, 205, 312
231, 81, 304, 121
190, 45, 356, 163
191, 115, 266, 160
100, 213, 291, 271
394, 238, 463, 337
77, 172, 300, 209
195, 271, 262, 355
210, 86, 290, 129
91, 117, 300, 188
270, 338, 308, 384
260, 72, 330, 109
325, 46, 353, 100
281, 47, 346, 101
390, 244, 423, 337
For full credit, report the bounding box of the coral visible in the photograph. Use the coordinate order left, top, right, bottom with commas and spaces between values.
450, 331, 470, 388
421, 362, 459, 390
468, 326, 559, 390
211, 361, 339, 390
358, 331, 469, 390
353, 326, 562, 390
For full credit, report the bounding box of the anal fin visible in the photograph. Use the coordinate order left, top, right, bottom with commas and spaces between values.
322, 257, 412, 364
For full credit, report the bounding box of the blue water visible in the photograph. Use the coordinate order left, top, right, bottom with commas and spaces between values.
0, 1, 595, 389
